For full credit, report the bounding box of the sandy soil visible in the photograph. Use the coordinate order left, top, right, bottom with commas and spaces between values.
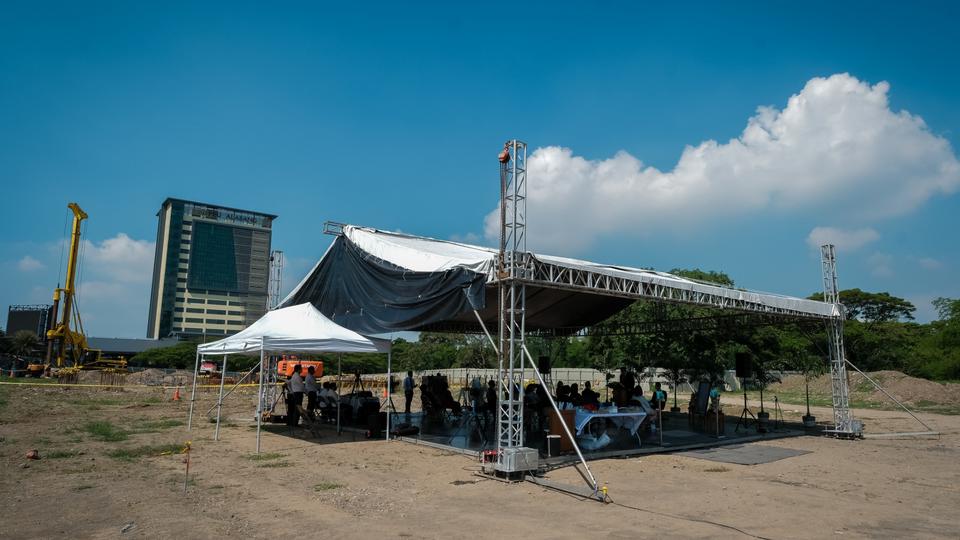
1, 383, 958, 539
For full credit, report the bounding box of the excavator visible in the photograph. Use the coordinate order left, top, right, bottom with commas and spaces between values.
26, 203, 127, 379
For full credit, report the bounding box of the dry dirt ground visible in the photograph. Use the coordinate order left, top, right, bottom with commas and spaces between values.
1, 382, 958, 540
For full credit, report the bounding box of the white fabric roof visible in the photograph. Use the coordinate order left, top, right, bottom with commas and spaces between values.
335, 225, 839, 319
197, 303, 391, 356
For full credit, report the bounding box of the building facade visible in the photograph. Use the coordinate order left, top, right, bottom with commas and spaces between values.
146, 198, 276, 339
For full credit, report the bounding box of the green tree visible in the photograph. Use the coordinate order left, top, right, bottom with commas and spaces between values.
10, 330, 40, 357
810, 289, 915, 322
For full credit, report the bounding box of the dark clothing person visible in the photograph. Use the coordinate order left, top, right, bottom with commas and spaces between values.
485, 381, 498, 415
403, 372, 415, 414
581, 382, 600, 406
620, 369, 636, 392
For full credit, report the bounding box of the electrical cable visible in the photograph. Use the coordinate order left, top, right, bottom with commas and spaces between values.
605, 496, 774, 540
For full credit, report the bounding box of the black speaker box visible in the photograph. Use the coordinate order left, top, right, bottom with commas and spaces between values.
735, 352, 752, 379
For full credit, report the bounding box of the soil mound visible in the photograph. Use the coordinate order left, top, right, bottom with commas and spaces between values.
771, 370, 960, 406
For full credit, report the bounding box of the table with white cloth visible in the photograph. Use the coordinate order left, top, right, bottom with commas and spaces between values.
574, 407, 648, 447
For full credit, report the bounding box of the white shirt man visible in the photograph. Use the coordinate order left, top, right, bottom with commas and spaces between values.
304, 372, 318, 394
289, 371, 305, 394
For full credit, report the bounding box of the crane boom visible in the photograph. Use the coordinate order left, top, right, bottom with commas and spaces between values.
44, 203, 93, 368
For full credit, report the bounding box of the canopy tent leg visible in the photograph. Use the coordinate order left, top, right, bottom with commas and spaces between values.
337, 353, 342, 435
204, 363, 258, 416
521, 343, 600, 496
187, 350, 201, 431
386, 350, 392, 442
214, 354, 227, 441
256, 339, 265, 455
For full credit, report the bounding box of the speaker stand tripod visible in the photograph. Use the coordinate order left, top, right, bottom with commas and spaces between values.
734, 379, 757, 433
772, 395, 785, 431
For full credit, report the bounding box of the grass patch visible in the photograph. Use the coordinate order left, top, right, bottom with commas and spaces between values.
46, 449, 84, 459
257, 461, 293, 468
132, 419, 184, 433
107, 443, 183, 461
84, 421, 129, 442
140, 396, 162, 405
247, 452, 286, 461
314, 481, 344, 491
69, 396, 127, 408
704, 466, 730, 473
64, 465, 97, 474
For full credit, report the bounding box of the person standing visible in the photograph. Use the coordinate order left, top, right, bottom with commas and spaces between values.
653, 381, 667, 411
287, 365, 305, 427
305, 366, 319, 417
403, 371, 416, 415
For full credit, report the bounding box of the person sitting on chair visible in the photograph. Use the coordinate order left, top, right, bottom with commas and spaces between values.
581, 381, 600, 407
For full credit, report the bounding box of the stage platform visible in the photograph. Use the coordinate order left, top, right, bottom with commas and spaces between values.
388, 408, 813, 465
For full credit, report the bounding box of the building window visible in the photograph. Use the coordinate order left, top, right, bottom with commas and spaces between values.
187, 298, 205, 304
228, 301, 244, 306
176, 287, 186, 293
206, 319, 226, 325
227, 311, 242, 316
180, 249, 190, 254
207, 309, 226, 315
173, 317, 183, 323
179, 257, 189, 264
208, 299, 227, 305
186, 317, 203, 323
228, 320, 245, 326
186, 308, 203, 314
177, 278, 187, 283
174, 307, 185, 313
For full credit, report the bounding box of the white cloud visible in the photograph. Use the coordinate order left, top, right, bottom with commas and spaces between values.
867, 252, 894, 278
482, 73, 960, 252
80, 233, 155, 284
917, 257, 943, 270
806, 226, 880, 252
17, 255, 45, 272
68, 233, 155, 337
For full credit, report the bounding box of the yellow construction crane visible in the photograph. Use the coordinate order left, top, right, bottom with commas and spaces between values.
30, 203, 126, 378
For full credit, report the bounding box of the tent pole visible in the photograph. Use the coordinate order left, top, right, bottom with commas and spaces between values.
337, 353, 342, 435
214, 354, 227, 441
473, 310, 499, 353
204, 363, 258, 416
187, 349, 201, 431
256, 338, 265, 455
386, 349, 392, 442
521, 343, 600, 495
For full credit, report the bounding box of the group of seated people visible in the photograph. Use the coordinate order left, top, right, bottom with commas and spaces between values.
419, 374, 463, 417
554, 381, 601, 409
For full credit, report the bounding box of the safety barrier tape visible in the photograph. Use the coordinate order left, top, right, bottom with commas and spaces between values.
0, 381, 261, 389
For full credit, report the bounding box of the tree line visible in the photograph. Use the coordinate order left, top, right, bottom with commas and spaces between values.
88, 269, 960, 382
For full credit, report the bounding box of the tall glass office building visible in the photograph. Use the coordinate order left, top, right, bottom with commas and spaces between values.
146, 198, 276, 339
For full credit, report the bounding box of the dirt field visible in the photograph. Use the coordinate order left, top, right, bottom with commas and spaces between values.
1, 381, 958, 539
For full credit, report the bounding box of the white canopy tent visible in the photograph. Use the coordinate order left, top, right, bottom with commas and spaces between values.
186, 303, 392, 453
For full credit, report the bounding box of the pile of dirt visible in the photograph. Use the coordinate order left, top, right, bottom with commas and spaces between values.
771, 370, 960, 406
126, 368, 168, 385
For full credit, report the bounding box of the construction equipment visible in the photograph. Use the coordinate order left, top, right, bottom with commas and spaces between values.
34, 203, 127, 379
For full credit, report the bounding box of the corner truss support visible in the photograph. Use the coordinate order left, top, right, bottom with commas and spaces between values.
820, 244, 860, 437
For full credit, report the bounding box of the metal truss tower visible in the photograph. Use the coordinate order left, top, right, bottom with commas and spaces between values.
267, 250, 284, 310
820, 244, 860, 437
496, 140, 530, 470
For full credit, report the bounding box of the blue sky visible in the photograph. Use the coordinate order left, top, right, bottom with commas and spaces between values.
1, 2, 958, 337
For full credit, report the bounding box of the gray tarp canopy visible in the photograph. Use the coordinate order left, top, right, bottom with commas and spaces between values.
280, 225, 838, 335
